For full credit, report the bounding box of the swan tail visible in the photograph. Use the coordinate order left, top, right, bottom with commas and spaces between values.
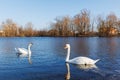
94, 59, 100, 63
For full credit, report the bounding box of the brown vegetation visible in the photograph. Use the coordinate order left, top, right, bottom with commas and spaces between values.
97, 13, 119, 36
0, 9, 120, 37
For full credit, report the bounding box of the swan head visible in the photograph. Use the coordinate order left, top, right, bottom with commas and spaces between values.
64, 44, 70, 49
29, 42, 33, 47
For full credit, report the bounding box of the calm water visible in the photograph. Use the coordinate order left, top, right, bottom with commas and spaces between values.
0, 37, 120, 80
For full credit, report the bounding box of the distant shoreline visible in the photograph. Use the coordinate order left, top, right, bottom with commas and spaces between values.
0, 35, 120, 37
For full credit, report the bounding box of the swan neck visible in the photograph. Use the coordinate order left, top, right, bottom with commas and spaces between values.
28, 45, 31, 63
66, 46, 70, 62
28, 45, 31, 50
28, 45, 31, 54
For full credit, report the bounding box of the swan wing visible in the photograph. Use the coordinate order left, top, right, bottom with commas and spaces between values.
68, 57, 99, 64
17, 48, 28, 54
75, 64, 98, 69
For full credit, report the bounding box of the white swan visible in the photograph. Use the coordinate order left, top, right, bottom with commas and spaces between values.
64, 44, 100, 65
15, 43, 33, 64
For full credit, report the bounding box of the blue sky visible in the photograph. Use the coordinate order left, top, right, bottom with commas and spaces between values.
0, 0, 120, 29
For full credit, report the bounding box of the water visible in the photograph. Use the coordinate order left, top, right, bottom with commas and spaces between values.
0, 37, 120, 80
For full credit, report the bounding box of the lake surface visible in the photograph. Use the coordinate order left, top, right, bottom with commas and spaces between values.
0, 37, 120, 80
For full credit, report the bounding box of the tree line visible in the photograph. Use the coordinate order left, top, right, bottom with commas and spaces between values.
0, 9, 120, 37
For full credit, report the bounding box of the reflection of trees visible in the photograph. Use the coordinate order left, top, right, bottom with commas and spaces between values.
1, 39, 16, 53
95, 38, 118, 60
46, 38, 68, 57
107, 38, 117, 58
73, 38, 90, 56
50, 38, 91, 58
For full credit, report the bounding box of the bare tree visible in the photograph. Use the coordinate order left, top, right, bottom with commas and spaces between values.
97, 13, 118, 36
24, 22, 34, 37
73, 9, 90, 35
51, 16, 71, 36
106, 13, 117, 28
2, 19, 18, 37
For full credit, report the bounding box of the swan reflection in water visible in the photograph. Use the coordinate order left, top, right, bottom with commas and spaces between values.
65, 63, 98, 80
74, 64, 97, 70
65, 63, 71, 80
16, 53, 32, 64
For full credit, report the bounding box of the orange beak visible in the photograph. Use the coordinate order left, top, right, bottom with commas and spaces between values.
64, 46, 67, 49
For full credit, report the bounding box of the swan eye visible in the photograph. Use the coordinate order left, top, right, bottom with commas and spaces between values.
64, 46, 67, 49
